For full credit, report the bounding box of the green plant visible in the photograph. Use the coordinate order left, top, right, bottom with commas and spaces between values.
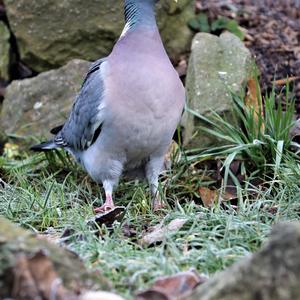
186, 81, 297, 183
189, 13, 210, 33
188, 14, 244, 40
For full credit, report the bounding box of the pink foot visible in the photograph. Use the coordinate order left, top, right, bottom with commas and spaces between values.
153, 199, 166, 212
94, 203, 115, 213
94, 193, 115, 213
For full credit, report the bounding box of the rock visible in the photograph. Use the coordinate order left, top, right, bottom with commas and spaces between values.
80, 291, 125, 300
188, 221, 300, 300
182, 32, 252, 146
3, 0, 193, 72
1, 59, 90, 138
157, 0, 194, 61
0, 21, 10, 81
0, 217, 111, 299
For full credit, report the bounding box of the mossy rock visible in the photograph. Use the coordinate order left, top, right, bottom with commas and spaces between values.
0, 59, 90, 139
0, 21, 10, 81
182, 32, 253, 147
0, 217, 111, 298
4, 0, 194, 72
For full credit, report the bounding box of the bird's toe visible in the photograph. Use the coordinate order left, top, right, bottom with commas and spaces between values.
152, 199, 166, 212
94, 204, 115, 213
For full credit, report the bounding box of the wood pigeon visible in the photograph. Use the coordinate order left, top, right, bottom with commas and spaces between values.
31, 0, 185, 212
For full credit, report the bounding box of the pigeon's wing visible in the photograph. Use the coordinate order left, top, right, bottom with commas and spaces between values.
54, 58, 107, 151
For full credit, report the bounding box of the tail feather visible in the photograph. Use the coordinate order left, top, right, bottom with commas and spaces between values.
30, 141, 58, 152
50, 124, 64, 135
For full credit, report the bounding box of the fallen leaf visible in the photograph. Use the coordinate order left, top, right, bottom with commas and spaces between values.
198, 187, 218, 207
87, 206, 126, 228
135, 270, 206, 300
140, 218, 187, 246
199, 187, 237, 207
164, 140, 181, 170
245, 78, 264, 134
222, 190, 237, 201
122, 223, 137, 238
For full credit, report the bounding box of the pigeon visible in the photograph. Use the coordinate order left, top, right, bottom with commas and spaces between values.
31, 0, 185, 212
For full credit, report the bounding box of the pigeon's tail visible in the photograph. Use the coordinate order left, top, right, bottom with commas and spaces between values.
30, 141, 58, 152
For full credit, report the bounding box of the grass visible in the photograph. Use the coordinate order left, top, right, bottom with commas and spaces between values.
1, 147, 300, 298
0, 82, 300, 299
186, 79, 297, 185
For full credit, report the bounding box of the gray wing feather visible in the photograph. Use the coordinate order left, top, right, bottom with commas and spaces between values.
55, 58, 107, 150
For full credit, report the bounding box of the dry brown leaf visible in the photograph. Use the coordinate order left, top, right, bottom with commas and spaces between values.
222, 191, 237, 201
199, 187, 218, 207
122, 223, 137, 238
140, 218, 187, 246
135, 270, 206, 300
164, 140, 181, 170
199, 187, 237, 207
87, 206, 126, 228
245, 78, 264, 134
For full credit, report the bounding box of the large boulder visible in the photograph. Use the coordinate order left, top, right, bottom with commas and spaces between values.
182, 32, 252, 146
0, 59, 90, 138
0, 217, 112, 299
3, 0, 194, 72
0, 21, 10, 81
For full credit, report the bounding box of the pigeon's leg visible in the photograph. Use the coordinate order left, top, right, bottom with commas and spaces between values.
146, 156, 165, 211
94, 180, 115, 213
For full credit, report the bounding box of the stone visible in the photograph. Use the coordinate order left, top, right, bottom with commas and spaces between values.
80, 291, 125, 300
0, 59, 90, 138
0, 21, 10, 81
182, 32, 252, 146
3, 0, 194, 73
0, 217, 111, 298
157, 0, 194, 61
